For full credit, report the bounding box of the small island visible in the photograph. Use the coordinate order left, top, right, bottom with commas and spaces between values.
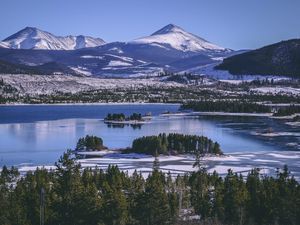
76, 135, 106, 151
104, 112, 150, 125
74, 133, 223, 158
128, 133, 223, 156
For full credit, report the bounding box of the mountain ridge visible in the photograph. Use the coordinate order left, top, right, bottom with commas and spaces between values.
0, 24, 233, 77
216, 39, 300, 78
1, 27, 106, 50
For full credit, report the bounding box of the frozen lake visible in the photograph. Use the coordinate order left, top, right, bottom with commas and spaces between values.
0, 104, 299, 178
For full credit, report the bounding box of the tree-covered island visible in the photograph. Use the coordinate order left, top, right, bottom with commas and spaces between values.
75, 133, 222, 157
129, 133, 222, 156
76, 135, 105, 151
104, 113, 148, 124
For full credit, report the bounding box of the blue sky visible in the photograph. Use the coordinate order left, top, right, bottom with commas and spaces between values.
1, 0, 299, 50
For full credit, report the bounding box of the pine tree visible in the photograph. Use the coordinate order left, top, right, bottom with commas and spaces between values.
142, 170, 171, 225
152, 150, 160, 171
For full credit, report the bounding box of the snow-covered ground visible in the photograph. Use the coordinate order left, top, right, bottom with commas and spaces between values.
0, 74, 184, 95
16, 151, 300, 181
251, 87, 300, 95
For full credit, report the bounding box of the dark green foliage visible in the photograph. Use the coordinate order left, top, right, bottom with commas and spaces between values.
105, 113, 126, 121
0, 59, 75, 75
0, 152, 179, 225
0, 153, 299, 225
181, 101, 272, 113
216, 39, 300, 78
188, 167, 300, 225
128, 113, 143, 121
273, 105, 300, 116
138, 170, 172, 225
76, 135, 104, 151
131, 133, 223, 156
0, 59, 41, 74
105, 113, 143, 121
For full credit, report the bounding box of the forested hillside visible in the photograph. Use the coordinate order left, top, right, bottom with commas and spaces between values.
216, 39, 300, 78
0, 151, 299, 225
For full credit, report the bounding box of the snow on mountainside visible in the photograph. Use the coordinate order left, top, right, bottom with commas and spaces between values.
0, 24, 235, 77
0, 42, 9, 48
1, 27, 105, 50
131, 24, 230, 53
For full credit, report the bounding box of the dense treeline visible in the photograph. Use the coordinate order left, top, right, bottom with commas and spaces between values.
273, 105, 300, 116
0, 152, 299, 225
2, 78, 299, 104
131, 133, 222, 156
188, 166, 300, 225
105, 113, 143, 121
76, 135, 104, 151
181, 101, 272, 113
215, 39, 300, 78
0, 152, 178, 225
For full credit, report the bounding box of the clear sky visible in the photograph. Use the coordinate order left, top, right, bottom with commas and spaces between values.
1, 0, 300, 50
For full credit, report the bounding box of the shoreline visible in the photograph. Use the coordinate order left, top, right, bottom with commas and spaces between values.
11, 150, 300, 181
0, 102, 181, 107
104, 120, 149, 125
0, 103, 274, 118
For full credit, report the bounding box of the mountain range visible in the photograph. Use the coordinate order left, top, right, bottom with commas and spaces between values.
0, 24, 235, 77
0, 27, 105, 50
0, 25, 299, 79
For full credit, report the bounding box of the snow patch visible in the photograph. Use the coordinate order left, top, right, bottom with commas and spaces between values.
107, 60, 132, 67
80, 55, 104, 59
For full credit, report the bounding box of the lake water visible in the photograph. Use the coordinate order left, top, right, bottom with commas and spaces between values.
0, 104, 299, 166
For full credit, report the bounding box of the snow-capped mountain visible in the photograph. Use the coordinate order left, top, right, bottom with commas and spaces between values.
0, 24, 236, 77
130, 24, 230, 53
0, 27, 105, 50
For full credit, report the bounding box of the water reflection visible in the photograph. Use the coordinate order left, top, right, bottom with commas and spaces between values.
0, 114, 298, 166
106, 123, 142, 129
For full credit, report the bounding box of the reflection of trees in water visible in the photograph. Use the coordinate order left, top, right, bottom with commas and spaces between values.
106, 123, 142, 129
107, 124, 125, 128
130, 124, 141, 130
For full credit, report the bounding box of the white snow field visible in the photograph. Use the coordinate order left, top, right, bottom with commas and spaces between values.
17, 151, 300, 181
0, 27, 105, 50
251, 87, 300, 95
0, 74, 184, 95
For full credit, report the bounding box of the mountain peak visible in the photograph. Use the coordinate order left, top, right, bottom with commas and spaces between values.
132, 24, 229, 53
2, 27, 105, 50
24, 26, 38, 31
3, 26, 39, 42
151, 24, 184, 35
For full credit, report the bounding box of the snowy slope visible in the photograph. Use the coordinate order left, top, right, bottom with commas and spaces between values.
0, 42, 9, 48
0, 24, 235, 77
1, 27, 105, 50
131, 24, 230, 53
